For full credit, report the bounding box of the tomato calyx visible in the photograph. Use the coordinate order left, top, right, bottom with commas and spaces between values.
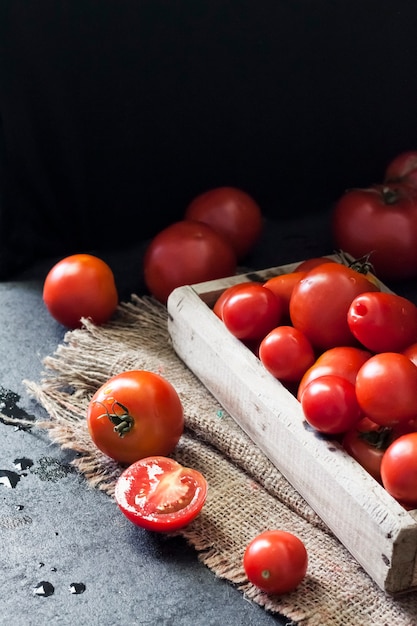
357, 426, 393, 451
335, 249, 375, 276
94, 400, 134, 437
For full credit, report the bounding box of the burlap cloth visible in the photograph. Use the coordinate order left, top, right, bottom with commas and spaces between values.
18, 295, 417, 625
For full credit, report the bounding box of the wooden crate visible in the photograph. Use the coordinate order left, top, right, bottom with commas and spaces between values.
166, 259, 417, 595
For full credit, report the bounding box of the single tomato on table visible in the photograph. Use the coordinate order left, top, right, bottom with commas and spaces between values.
87, 370, 184, 465
43, 253, 119, 329
332, 183, 417, 280
115, 456, 208, 532
184, 186, 263, 260
243, 530, 308, 595
143, 220, 237, 304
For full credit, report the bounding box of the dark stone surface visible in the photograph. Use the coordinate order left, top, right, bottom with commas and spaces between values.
1, 214, 335, 626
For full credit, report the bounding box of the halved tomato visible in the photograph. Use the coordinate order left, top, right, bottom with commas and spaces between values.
114, 456, 208, 532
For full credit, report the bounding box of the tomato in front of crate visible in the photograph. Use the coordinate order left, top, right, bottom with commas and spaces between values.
355, 353, 417, 427
300, 375, 363, 435
221, 283, 283, 341
243, 530, 308, 595
380, 432, 417, 508
115, 456, 208, 532
184, 186, 263, 261
43, 253, 119, 329
331, 183, 417, 281
297, 346, 372, 402
87, 370, 184, 465
347, 291, 417, 353
143, 220, 237, 304
289, 262, 379, 351
342, 417, 393, 483
259, 325, 315, 383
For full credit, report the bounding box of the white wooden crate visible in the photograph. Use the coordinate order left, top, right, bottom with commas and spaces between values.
166, 259, 417, 595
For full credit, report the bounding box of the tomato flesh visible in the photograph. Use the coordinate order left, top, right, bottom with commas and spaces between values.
115, 456, 208, 531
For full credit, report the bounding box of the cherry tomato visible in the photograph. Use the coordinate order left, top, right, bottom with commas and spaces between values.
295, 257, 337, 272
347, 292, 417, 353
384, 150, 417, 182
87, 370, 184, 465
403, 342, 417, 366
301, 375, 362, 435
342, 417, 393, 483
297, 346, 372, 402
355, 353, 417, 426
332, 183, 417, 281
115, 456, 208, 532
43, 253, 119, 329
263, 271, 307, 318
243, 530, 308, 595
184, 186, 263, 260
381, 433, 417, 507
289, 262, 379, 351
143, 220, 237, 304
221, 283, 283, 341
212, 282, 254, 320
259, 326, 315, 383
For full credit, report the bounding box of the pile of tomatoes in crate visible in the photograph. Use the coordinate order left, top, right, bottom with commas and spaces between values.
214, 255, 417, 511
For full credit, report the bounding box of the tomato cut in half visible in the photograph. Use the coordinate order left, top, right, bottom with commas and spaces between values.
115, 456, 208, 532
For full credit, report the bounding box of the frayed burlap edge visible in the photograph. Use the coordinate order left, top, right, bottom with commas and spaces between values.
10, 295, 417, 626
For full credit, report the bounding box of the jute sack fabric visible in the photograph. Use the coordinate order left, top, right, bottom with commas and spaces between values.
20, 295, 417, 625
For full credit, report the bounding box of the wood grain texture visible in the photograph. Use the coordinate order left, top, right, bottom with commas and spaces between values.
167, 261, 417, 594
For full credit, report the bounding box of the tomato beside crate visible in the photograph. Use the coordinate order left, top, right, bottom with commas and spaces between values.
166, 255, 417, 595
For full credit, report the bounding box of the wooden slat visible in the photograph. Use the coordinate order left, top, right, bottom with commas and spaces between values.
167, 262, 417, 594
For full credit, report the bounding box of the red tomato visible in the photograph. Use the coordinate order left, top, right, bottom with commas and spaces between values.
143, 220, 237, 304
381, 433, 417, 507
297, 346, 372, 402
87, 370, 184, 465
295, 257, 337, 272
263, 271, 307, 318
402, 342, 417, 366
301, 375, 363, 435
347, 292, 417, 353
221, 283, 283, 341
259, 326, 315, 383
384, 150, 417, 182
355, 353, 417, 426
114, 456, 208, 532
289, 262, 379, 351
43, 253, 119, 329
184, 186, 263, 260
342, 417, 393, 483
212, 282, 254, 320
332, 183, 417, 281
243, 530, 308, 595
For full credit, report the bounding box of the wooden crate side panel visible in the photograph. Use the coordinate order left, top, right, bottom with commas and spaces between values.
167, 284, 417, 593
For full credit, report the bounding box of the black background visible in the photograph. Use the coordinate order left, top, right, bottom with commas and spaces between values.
1, 1, 417, 275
